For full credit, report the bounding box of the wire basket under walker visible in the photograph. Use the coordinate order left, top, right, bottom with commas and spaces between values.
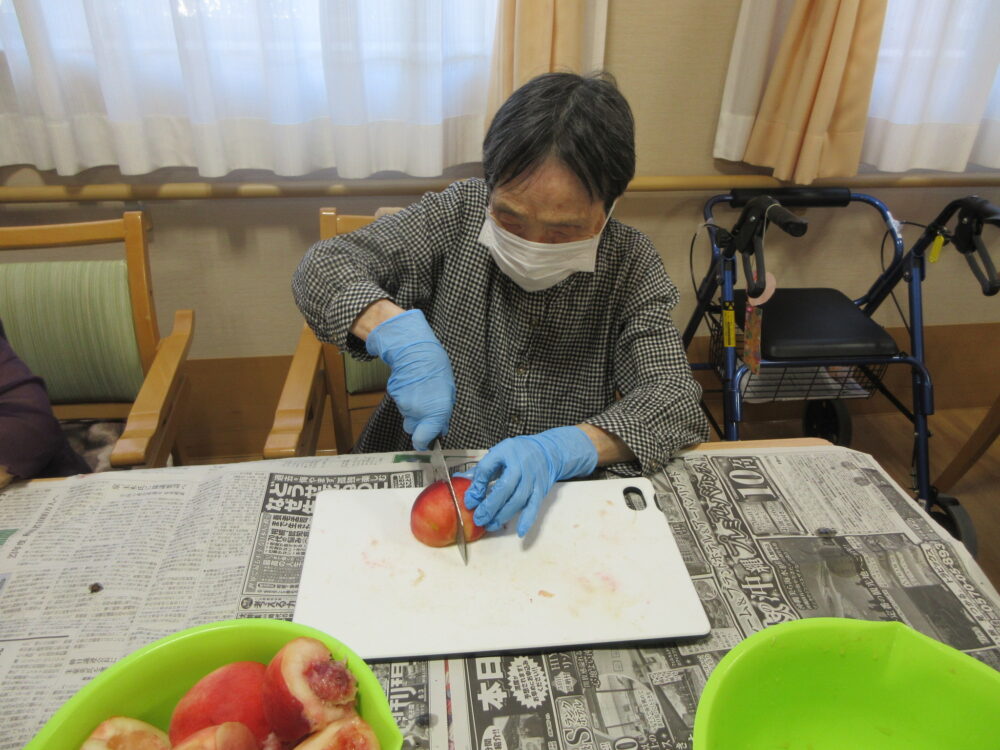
707, 314, 888, 404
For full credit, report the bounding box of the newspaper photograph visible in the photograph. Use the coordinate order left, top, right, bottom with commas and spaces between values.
371, 659, 450, 750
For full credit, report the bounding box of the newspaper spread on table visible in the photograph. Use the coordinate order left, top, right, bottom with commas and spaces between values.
1, 445, 998, 749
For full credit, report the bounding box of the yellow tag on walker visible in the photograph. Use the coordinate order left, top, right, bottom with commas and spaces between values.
722, 301, 736, 348
929, 233, 945, 263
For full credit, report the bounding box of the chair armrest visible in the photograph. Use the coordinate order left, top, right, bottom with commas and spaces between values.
111, 310, 195, 468
264, 324, 326, 459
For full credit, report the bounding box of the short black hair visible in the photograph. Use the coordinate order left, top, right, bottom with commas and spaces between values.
483, 72, 635, 212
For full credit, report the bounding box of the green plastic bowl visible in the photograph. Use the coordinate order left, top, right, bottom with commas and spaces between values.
693, 617, 1000, 749
26, 619, 403, 750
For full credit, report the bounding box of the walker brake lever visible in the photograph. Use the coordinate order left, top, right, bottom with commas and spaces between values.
741, 234, 767, 298
953, 199, 1000, 296
730, 195, 791, 298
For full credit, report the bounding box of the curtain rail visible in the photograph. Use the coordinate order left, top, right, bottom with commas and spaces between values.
0, 173, 998, 203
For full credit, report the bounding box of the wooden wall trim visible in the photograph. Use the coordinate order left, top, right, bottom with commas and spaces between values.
3, 173, 999, 204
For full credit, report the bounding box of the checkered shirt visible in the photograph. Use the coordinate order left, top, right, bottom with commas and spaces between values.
292, 178, 708, 475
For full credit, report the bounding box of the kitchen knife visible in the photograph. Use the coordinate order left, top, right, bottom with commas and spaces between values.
430, 438, 468, 564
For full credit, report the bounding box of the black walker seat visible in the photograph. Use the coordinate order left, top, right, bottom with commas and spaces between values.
733, 288, 899, 360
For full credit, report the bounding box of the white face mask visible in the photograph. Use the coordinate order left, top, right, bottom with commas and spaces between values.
478, 202, 616, 292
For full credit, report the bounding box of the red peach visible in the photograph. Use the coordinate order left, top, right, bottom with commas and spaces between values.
172, 722, 259, 750
291, 714, 378, 750
169, 661, 271, 746
410, 477, 486, 547
262, 637, 357, 742
81, 716, 170, 750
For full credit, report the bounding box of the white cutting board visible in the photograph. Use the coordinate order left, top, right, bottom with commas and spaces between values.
294, 477, 709, 660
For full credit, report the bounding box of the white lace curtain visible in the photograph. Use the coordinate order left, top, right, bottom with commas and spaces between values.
0, 0, 498, 178
862, 0, 1000, 171
714, 0, 1000, 175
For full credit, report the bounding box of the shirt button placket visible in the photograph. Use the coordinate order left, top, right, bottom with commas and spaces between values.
511, 304, 540, 435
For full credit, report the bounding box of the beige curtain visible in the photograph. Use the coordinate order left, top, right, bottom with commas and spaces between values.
742, 0, 888, 184
487, 0, 607, 118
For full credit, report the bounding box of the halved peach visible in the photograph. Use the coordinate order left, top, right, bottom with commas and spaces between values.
81, 716, 170, 750
172, 722, 259, 750
262, 637, 357, 742
292, 714, 379, 750
169, 661, 271, 746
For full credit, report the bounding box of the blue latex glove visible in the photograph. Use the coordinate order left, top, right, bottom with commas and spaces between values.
464, 426, 598, 537
365, 309, 455, 451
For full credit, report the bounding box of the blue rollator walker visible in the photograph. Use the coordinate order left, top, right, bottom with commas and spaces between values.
683, 188, 1000, 556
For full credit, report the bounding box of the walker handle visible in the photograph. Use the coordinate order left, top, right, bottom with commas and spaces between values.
730, 187, 851, 208
729, 195, 808, 296
952, 197, 1000, 296
767, 202, 808, 237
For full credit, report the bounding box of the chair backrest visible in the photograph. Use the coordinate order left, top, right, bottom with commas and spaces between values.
268, 207, 400, 458
318, 208, 391, 396
0, 212, 158, 412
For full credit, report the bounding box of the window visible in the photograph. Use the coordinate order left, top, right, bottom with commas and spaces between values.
0, 0, 499, 177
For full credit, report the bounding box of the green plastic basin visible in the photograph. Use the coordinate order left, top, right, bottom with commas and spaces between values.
26, 618, 403, 750
694, 617, 1000, 749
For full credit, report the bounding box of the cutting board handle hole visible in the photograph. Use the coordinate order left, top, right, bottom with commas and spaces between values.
623, 486, 647, 510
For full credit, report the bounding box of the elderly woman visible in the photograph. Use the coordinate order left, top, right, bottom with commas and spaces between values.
293, 72, 708, 537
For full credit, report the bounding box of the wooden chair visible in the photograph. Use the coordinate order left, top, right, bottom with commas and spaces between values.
0, 211, 195, 469
264, 208, 390, 458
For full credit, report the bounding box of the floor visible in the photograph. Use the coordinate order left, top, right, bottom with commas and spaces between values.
730, 404, 1000, 593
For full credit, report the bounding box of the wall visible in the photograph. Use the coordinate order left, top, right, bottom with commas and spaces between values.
1, 0, 998, 459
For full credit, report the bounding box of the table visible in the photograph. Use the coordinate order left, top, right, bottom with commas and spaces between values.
2, 440, 999, 750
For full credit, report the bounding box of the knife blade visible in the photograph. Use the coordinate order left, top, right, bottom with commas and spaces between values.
430, 438, 468, 564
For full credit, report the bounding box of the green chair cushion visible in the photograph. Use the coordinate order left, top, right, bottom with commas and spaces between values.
0, 260, 145, 403
343, 354, 389, 394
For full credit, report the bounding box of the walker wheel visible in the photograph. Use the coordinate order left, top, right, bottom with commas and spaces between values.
802, 399, 852, 446
927, 494, 978, 557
